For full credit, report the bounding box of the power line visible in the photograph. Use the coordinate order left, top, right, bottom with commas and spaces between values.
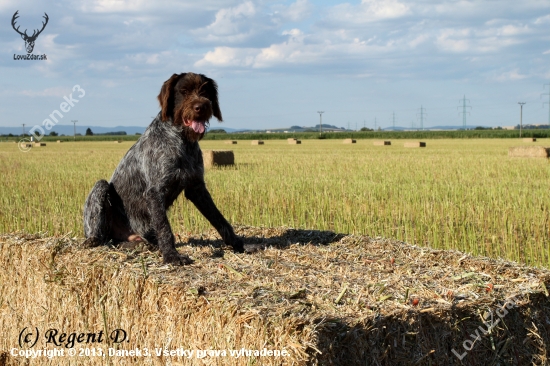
518, 103, 526, 138
417, 106, 427, 130
72, 120, 78, 141
317, 111, 324, 137
457, 95, 471, 129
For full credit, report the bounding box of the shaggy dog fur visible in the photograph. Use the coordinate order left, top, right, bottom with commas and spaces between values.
83, 73, 244, 265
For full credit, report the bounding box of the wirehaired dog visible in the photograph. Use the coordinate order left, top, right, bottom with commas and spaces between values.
83, 72, 244, 265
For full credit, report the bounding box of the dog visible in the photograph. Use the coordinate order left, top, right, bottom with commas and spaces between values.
83, 72, 244, 265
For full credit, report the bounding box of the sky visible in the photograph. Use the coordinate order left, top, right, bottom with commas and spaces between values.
1, 0, 549, 132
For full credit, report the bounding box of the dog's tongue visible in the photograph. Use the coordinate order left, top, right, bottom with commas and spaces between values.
190, 121, 205, 134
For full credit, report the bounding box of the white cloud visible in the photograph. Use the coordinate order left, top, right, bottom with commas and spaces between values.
326, 0, 410, 25
408, 34, 429, 48
202, 2, 256, 36
195, 29, 315, 69
494, 69, 529, 82
534, 14, 550, 24
80, 0, 148, 13
435, 23, 526, 54
277, 0, 312, 22
195, 47, 257, 68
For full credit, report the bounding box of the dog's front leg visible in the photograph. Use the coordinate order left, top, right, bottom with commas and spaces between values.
145, 188, 193, 265
184, 180, 245, 253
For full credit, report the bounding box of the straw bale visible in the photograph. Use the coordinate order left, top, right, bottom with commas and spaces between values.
251, 140, 264, 145
33, 142, 46, 147
224, 140, 238, 144
523, 138, 536, 142
343, 139, 356, 144
19, 142, 32, 148
202, 150, 235, 168
1, 227, 549, 365
373, 141, 391, 146
114, 140, 122, 143
56, 140, 62, 143
288, 139, 301, 144
508, 146, 550, 158
404, 142, 426, 148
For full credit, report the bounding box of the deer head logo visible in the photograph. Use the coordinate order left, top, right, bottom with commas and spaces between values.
12, 11, 49, 54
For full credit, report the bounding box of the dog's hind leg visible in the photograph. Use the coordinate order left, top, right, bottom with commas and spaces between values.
82, 179, 112, 247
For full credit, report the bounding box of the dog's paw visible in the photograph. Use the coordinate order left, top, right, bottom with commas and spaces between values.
231, 237, 245, 253
163, 252, 194, 266
82, 237, 104, 248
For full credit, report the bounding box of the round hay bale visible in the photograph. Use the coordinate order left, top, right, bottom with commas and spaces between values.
343, 139, 356, 144
373, 141, 391, 146
251, 140, 264, 145
404, 142, 426, 148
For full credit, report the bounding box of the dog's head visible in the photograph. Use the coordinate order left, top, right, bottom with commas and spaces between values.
158, 72, 222, 141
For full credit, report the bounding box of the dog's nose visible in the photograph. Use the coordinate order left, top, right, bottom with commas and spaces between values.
194, 104, 202, 113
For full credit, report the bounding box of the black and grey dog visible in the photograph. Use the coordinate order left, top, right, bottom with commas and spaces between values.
83, 72, 244, 265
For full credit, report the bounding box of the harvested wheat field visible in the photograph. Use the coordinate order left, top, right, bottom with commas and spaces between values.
1, 226, 549, 366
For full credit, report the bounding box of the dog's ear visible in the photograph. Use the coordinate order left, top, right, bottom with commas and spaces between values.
202, 76, 223, 122
158, 73, 182, 122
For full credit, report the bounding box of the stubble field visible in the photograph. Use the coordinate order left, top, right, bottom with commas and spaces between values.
0, 138, 549, 267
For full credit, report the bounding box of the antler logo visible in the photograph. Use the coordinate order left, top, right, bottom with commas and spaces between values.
12, 10, 49, 54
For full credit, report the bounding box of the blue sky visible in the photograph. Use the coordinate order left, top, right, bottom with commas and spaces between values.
1, 0, 549, 131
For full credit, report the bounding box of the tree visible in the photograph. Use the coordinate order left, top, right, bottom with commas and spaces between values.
49, 131, 58, 136
85, 128, 94, 136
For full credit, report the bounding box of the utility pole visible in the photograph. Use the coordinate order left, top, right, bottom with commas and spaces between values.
542, 83, 550, 125
72, 120, 78, 141
317, 111, 324, 137
392, 112, 396, 130
518, 103, 526, 138
374, 117, 377, 131
417, 106, 427, 130
457, 95, 471, 129
22, 123, 25, 136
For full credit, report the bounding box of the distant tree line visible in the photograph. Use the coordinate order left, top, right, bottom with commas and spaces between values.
514, 124, 550, 130
85, 128, 127, 136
